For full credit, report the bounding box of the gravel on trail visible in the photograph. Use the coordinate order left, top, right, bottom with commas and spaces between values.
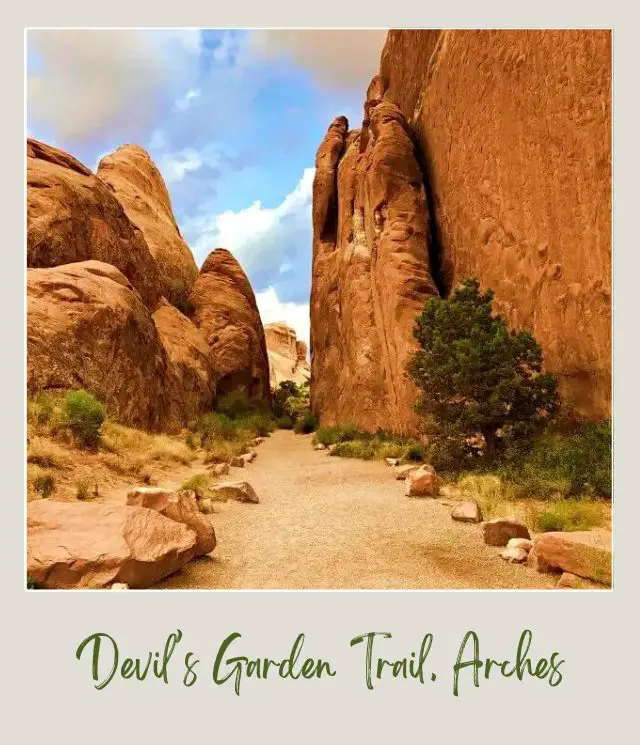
153, 430, 556, 590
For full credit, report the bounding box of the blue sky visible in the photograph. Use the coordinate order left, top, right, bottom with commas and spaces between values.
26, 29, 386, 345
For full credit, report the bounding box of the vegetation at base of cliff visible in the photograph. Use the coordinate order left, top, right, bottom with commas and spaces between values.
62, 389, 106, 449
407, 277, 560, 466
272, 381, 314, 432
314, 425, 425, 462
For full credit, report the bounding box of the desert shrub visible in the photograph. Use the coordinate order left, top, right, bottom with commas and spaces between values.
272, 381, 310, 421
294, 410, 318, 434
180, 473, 211, 499
332, 440, 379, 459
242, 413, 275, 437
149, 436, 197, 466
203, 440, 247, 464
457, 474, 514, 520
276, 415, 294, 430
314, 424, 362, 446
528, 500, 605, 533
30, 468, 56, 498
408, 278, 559, 462
185, 432, 198, 450
75, 479, 92, 500
63, 390, 106, 448
216, 392, 269, 420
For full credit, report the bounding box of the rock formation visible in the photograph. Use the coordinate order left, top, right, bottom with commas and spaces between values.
97, 145, 199, 307
189, 249, 270, 401
311, 102, 439, 434
264, 322, 310, 389
27, 261, 215, 432
27, 500, 199, 589
27, 138, 160, 310
311, 30, 611, 430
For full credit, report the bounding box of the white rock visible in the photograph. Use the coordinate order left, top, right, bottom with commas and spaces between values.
507, 537, 533, 552
385, 457, 400, 467
500, 547, 529, 564
110, 583, 129, 590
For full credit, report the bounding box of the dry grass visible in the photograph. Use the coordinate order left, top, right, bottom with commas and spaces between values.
456, 473, 610, 532
27, 436, 72, 470
203, 440, 247, 464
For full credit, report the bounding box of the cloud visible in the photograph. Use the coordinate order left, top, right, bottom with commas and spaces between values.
248, 30, 386, 88
27, 29, 201, 144
174, 88, 201, 112
256, 287, 310, 350
156, 148, 204, 183
184, 168, 314, 305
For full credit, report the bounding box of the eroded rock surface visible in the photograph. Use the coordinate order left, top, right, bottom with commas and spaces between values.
97, 144, 198, 306
311, 30, 611, 427
265, 322, 310, 389
27, 138, 160, 309
189, 249, 270, 402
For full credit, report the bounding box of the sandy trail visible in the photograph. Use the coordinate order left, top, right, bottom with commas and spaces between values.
152, 430, 555, 590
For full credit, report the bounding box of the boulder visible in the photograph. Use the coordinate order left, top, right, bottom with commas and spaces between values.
533, 530, 612, 585
209, 462, 230, 476
385, 457, 400, 466
315, 443, 327, 451
126, 487, 216, 556
198, 498, 214, 516
189, 249, 270, 402
482, 519, 531, 547
394, 464, 421, 480
27, 500, 197, 589
152, 299, 215, 430
264, 322, 310, 389
242, 450, 257, 463
211, 481, 260, 504
500, 547, 529, 564
110, 583, 129, 590
97, 144, 199, 307
254, 437, 266, 445
27, 138, 160, 310
230, 456, 245, 468
27, 261, 172, 430
527, 548, 557, 574
405, 466, 440, 497
451, 500, 483, 523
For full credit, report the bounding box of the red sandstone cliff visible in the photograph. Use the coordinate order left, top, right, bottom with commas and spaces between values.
264, 322, 310, 389
311, 30, 611, 431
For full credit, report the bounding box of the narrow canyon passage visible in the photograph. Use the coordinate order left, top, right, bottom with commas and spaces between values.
152, 431, 556, 590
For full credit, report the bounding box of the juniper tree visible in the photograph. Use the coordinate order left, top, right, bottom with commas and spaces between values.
407, 278, 559, 460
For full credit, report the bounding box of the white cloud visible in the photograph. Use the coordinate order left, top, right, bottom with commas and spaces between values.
27, 29, 201, 143
157, 148, 203, 183
174, 88, 201, 112
187, 167, 314, 284
256, 287, 310, 350
248, 30, 387, 88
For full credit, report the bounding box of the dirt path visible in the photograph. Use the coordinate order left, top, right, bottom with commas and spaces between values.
152, 430, 556, 590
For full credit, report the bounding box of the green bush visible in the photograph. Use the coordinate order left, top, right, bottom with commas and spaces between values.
180, 473, 211, 499
216, 392, 268, 420
63, 390, 106, 448
407, 278, 559, 461
294, 410, 318, 434
32, 472, 55, 498
531, 500, 604, 533
276, 415, 294, 430
76, 479, 92, 500
314, 424, 363, 446
332, 440, 379, 459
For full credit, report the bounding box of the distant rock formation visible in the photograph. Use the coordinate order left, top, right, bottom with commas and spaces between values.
264, 322, 310, 389
311, 30, 611, 432
27, 138, 160, 309
189, 249, 270, 402
97, 144, 199, 307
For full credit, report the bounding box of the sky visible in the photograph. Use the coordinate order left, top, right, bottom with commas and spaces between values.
26, 29, 387, 348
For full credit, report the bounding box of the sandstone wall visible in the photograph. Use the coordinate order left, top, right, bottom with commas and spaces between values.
311, 29, 611, 430
264, 322, 310, 389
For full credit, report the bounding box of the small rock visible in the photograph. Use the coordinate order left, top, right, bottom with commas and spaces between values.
385, 457, 400, 467
405, 466, 440, 497
394, 464, 421, 480
230, 456, 245, 468
241, 450, 257, 464
209, 462, 230, 476
211, 481, 260, 504
507, 537, 533, 553
451, 500, 483, 523
198, 498, 213, 515
315, 443, 327, 451
253, 437, 265, 445
110, 583, 129, 590
482, 519, 530, 547
500, 547, 528, 564
555, 572, 607, 590
327, 444, 337, 454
